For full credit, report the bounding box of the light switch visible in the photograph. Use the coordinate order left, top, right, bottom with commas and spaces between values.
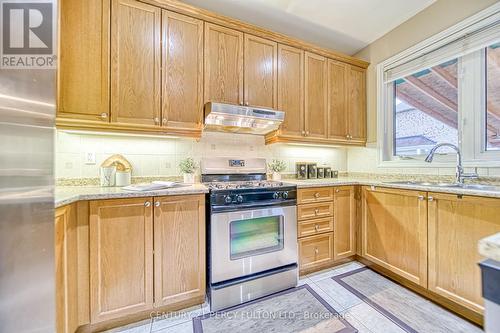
85, 152, 96, 165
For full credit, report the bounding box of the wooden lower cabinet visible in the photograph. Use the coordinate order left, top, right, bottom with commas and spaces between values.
361, 186, 428, 287
333, 186, 357, 260
90, 198, 154, 323
428, 193, 500, 314
55, 204, 79, 333
153, 195, 205, 308
86, 195, 205, 328
299, 233, 334, 273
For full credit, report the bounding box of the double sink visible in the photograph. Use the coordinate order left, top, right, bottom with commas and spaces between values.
384, 181, 498, 191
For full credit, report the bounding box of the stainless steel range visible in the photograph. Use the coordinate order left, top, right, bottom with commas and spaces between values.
202, 157, 298, 311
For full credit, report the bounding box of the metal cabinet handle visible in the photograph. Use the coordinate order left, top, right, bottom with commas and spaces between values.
100, 112, 108, 119
162, 118, 167, 124
314, 224, 319, 231
239, 101, 244, 106
314, 192, 320, 198
314, 247, 319, 255
154, 201, 160, 207
418, 195, 425, 201
245, 102, 249, 106
144, 202, 151, 207
428, 196, 434, 202
302, 130, 306, 136
314, 209, 320, 215
154, 117, 160, 124
335, 189, 340, 193
306, 131, 310, 136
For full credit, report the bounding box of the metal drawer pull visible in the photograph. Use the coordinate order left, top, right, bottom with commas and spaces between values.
314, 224, 319, 231
314, 192, 320, 198
314, 247, 319, 255
418, 195, 425, 201
154, 201, 160, 207
144, 202, 151, 207
428, 196, 434, 202
314, 209, 319, 215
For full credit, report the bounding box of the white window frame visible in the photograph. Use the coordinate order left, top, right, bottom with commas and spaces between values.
377, 2, 500, 168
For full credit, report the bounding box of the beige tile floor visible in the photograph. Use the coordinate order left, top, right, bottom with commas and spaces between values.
106, 261, 482, 333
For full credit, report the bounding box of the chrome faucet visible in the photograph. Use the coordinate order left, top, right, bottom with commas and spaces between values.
425, 143, 478, 184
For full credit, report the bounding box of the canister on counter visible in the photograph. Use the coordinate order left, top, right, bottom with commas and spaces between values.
307, 163, 317, 179
317, 167, 325, 179
324, 167, 332, 178
296, 162, 308, 180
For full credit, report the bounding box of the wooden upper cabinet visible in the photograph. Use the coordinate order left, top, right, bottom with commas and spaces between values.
327, 60, 348, 141
428, 193, 500, 314
153, 195, 205, 308
89, 198, 154, 323
204, 23, 244, 105
110, 0, 161, 127
333, 186, 357, 260
277, 44, 304, 138
162, 11, 203, 132
244, 34, 278, 109
347, 66, 367, 142
58, 0, 109, 122
362, 187, 428, 287
305, 52, 328, 139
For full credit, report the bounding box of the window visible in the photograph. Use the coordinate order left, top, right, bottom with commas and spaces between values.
486, 42, 500, 151
378, 5, 500, 166
393, 58, 459, 156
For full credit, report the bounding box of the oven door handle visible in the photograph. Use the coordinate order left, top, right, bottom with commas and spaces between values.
211, 200, 296, 213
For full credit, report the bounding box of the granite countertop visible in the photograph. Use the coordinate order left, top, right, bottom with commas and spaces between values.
479, 233, 500, 262
286, 177, 500, 198
55, 184, 209, 208
55, 177, 500, 208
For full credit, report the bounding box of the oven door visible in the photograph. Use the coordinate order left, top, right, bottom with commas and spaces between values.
210, 205, 297, 284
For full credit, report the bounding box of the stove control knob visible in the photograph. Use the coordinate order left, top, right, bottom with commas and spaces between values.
236, 195, 244, 203
224, 195, 232, 204
273, 192, 280, 199
282, 191, 289, 199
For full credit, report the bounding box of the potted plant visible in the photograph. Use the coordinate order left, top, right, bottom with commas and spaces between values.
268, 159, 287, 181
179, 157, 197, 184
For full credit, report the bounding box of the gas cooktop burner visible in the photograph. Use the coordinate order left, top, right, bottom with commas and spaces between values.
205, 180, 287, 191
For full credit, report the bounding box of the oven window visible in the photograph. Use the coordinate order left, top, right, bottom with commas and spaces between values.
229, 215, 284, 260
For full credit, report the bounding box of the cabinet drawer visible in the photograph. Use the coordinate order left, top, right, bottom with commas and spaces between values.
298, 187, 334, 204
298, 202, 333, 220
299, 233, 333, 272
298, 217, 333, 238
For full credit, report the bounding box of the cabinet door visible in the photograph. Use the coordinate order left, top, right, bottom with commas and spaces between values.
58, 0, 110, 122
305, 52, 328, 139
244, 34, 278, 109
428, 193, 500, 314
110, 0, 161, 126
277, 44, 304, 138
327, 60, 348, 141
333, 186, 356, 260
55, 205, 78, 333
204, 23, 244, 105
347, 66, 366, 142
299, 233, 334, 273
153, 195, 205, 308
90, 198, 154, 323
362, 187, 428, 287
162, 11, 203, 131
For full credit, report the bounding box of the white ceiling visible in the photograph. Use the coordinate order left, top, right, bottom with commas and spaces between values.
180, 0, 436, 55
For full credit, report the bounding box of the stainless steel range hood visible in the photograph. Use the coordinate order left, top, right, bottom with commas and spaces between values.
204, 102, 284, 135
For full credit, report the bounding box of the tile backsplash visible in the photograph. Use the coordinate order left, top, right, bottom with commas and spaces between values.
55, 130, 348, 180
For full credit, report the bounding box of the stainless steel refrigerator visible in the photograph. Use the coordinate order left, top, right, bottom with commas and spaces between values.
0, 3, 56, 331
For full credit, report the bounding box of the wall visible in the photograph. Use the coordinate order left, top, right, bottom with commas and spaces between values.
348, 0, 499, 177
55, 130, 347, 180
354, 0, 498, 144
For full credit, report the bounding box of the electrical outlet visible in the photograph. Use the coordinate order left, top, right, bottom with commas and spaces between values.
85, 152, 96, 165
165, 162, 171, 169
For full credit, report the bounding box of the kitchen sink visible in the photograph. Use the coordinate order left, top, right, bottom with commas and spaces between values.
383, 181, 498, 191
